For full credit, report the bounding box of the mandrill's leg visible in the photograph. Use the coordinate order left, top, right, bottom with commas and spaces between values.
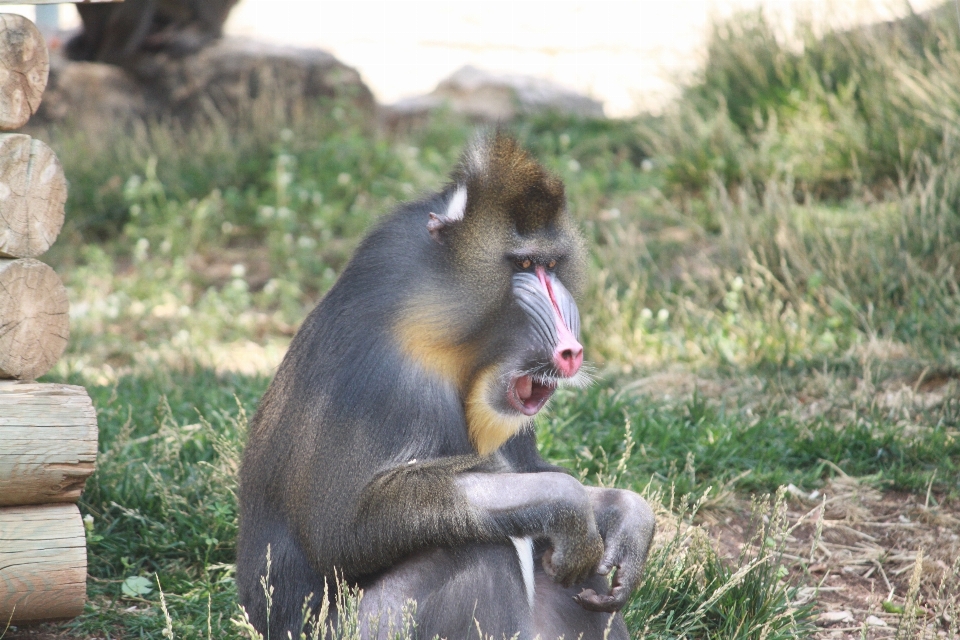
357, 544, 630, 640
358, 544, 534, 640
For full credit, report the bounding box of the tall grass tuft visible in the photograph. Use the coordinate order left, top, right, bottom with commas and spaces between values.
624, 487, 817, 639
645, 3, 960, 194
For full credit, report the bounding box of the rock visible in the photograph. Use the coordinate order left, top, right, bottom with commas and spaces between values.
385, 65, 603, 127
135, 38, 375, 125
37, 60, 147, 132
35, 38, 374, 129
817, 610, 854, 626
865, 615, 888, 627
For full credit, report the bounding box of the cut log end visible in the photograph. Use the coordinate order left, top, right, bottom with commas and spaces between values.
0, 504, 87, 623
0, 14, 49, 131
0, 381, 98, 507
0, 259, 69, 380
0, 134, 67, 259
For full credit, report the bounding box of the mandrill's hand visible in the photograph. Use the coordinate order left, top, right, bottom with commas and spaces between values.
538, 476, 605, 588
574, 487, 656, 613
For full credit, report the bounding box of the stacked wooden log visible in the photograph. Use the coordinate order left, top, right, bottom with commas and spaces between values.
0, 6, 104, 626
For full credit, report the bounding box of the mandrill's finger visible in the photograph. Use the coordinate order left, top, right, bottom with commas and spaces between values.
614, 555, 643, 592
596, 545, 622, 576
543, 549, 577, 586
543, 547, 594, 588
573, 586, 629, 613
597, 535, 635, 576
541, 548, 557, 577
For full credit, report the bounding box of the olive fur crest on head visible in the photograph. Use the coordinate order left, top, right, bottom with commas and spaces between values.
237, 132, 656, 640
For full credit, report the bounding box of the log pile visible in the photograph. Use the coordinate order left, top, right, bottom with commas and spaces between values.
0, 4, 117, 626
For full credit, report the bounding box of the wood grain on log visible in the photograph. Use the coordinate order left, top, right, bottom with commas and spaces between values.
0, 381, 97, 506
0, 258, 68, 380
0, 13, 47, 130
0, 134, 66, 258
0, 504, 86, 623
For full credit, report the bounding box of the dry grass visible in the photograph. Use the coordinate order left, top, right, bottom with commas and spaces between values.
694, 475, 959, 639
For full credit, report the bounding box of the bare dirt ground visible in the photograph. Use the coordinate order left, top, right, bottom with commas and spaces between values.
702, 478, 960, 639
635, 364, 960, 639
2, 627, 73, 640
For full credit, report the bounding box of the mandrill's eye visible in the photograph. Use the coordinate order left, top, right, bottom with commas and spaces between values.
547, 259, 557, 269
516, 258, 533, 270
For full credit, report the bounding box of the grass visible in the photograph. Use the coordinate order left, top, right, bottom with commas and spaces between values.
56, 370, 261, 639
543, 384, 960, 498
24, 362, 949, 639
8, 3, 960, 638
51, 368, 826, 639
60, 366, 957, 637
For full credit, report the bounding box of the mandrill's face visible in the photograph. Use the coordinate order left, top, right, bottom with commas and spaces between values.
459, 225, 588, 456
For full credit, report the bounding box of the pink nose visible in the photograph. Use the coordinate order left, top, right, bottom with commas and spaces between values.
553, 337, 583, 377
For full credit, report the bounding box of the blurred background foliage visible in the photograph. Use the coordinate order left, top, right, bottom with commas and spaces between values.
45, 2, 960, 380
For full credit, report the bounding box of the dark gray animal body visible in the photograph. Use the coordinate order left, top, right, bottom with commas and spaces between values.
237, 134, 655, 639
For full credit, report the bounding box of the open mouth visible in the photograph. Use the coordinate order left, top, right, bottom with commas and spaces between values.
507, 375, 557, 416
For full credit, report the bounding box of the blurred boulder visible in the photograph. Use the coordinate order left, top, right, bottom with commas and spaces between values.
385, 65, 604, 127
35, 38, 375, 129
38, 60, 148, 130
135, 38, 375, 124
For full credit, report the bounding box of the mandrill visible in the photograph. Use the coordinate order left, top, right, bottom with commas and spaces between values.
237, 132, 655, 639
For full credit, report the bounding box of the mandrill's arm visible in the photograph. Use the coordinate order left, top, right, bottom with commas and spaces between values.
349, 458, 603, 586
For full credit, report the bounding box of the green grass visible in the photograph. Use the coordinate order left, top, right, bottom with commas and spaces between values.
624, 490, 815, 639
542, 384, 960, 498
50, 369, 829, 639
38, 365, 954, 638
62, 370, 265, 639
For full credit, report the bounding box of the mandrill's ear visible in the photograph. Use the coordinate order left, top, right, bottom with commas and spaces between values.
427, 185, 468, 243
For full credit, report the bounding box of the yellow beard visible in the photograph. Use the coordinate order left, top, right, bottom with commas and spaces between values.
465, 368, 529, 456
